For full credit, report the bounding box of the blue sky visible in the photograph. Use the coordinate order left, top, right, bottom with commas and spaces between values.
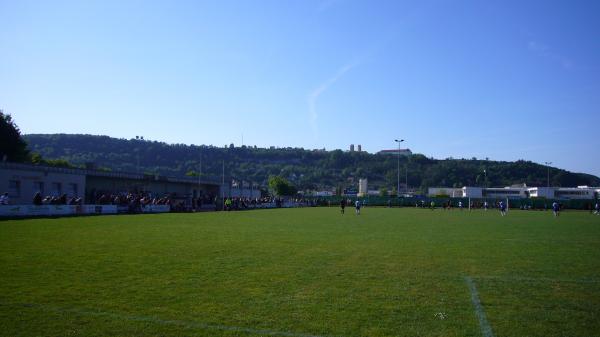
1, 0, 599, 177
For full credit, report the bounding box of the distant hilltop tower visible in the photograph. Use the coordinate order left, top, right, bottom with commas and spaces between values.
357, 144, 362, 152
350, 144, 355, 152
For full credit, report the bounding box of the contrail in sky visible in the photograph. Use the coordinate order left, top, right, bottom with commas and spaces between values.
307, 61, 359, 139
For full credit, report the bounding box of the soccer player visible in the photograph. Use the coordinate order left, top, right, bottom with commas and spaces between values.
458, 201, 463, 210
499, 201, 506, 216
483, 201, 488, 211
552, 201, 560, 217
355, 199, 361, 215
430, 200, 435, 210
594, 202, 599, 215
340, 198, 346, 214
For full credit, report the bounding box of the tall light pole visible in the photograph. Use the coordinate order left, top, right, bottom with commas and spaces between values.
544, 161, 552, 190
483, 169, 487, 188
222, 160, 225, 210
394, 139, 404, 197
405, 163, 408, 194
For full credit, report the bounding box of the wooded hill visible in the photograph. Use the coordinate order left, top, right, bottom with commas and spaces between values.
24, 134, 600, 192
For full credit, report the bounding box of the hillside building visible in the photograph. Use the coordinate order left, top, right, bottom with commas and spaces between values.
377, 149, 412, 156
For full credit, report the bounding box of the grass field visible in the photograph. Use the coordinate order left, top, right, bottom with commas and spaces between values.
1, 207, 600, 337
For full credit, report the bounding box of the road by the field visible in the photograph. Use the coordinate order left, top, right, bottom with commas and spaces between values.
1, 208, 599, 337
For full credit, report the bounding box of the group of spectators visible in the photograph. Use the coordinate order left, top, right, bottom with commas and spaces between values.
3, 189, 218, 213
92, 191, 182, 212
92, 191, 218, 213
221, 196, 320, 211
94, 192, 172, 206
0, 192, 9, 205
222, 196, 276, 211
32, 192, 83, 206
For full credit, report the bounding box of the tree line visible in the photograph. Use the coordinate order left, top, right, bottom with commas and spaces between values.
18, 133, 599, 193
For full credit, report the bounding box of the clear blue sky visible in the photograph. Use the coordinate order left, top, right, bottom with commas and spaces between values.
2, 0, 599, 177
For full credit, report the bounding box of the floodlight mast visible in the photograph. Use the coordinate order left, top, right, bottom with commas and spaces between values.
222, 160, 225, 211
544, 161, 552, 190
394, 139, 404, 198
405, 162, 408, 194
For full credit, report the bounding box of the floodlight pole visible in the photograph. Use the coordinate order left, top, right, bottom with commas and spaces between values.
222, 160, 225, 211
544, 161, 552, 190
405, 164, 408, 194
483, 169, 487, 188
198, 155, 202, 187
394, 139, 404, 198
197, 155, 202, 210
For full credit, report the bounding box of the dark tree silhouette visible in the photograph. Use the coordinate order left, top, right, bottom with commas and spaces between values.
0, 110, 29, 162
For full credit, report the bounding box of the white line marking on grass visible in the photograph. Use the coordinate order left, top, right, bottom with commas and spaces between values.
464, 276, 495, 337
5, 302, 329, 337
474, 275, 600, 284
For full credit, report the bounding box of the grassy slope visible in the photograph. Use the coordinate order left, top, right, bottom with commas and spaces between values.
1, 208, 599, 337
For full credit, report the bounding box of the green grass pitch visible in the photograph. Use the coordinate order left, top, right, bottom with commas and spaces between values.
1, 207, 599, 336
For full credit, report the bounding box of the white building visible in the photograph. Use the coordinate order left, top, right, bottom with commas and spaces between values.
527, 186, 598, 200
452, 186, 527, 199
527, 187, 555, 199
428, 184, 600, 200
554, 187, 595, 200
484, 187, 528, 199
358, 178, 368, 197
462, 187, 483, 198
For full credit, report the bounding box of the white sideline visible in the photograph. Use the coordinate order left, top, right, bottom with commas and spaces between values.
6, 302, 329, 337
473, 275, 600, 284
464, 276, 495, 337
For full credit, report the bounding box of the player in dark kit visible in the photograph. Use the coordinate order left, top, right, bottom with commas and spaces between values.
499, 201, 507, 216
340, 199, 346, 214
